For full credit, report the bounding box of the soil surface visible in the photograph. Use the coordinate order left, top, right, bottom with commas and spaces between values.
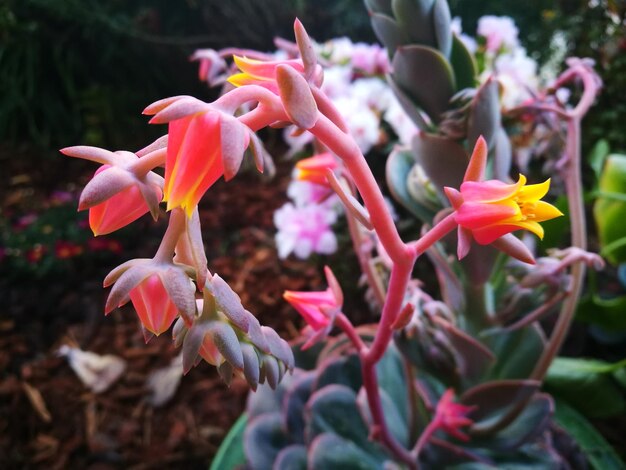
0, 147, 326, 469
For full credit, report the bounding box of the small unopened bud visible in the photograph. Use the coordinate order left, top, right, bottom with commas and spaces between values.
276, 64, 318, 129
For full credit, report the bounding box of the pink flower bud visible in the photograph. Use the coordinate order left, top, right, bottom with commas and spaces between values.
283, 288, 339, 331
295, 152, 338, 187
129, 274, 179, 336
88, 166, 156, 236
228, 56, 305, 94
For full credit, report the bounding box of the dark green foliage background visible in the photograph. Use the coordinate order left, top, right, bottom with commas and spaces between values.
1, 0, 625, 153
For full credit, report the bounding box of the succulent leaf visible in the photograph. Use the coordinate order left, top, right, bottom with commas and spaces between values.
308, 433, 386, 470
392, 0, 436, 47
392, 45, 455, 123
467, 78, 501, 150
314, 354, 362, 392
274, 444, 307, 470
370, 14, 406, 57
412, 132, 468, 190
283, 371, 316, 443
386, 147, 438, 222
432, 0, 452, 57
449, 35, 477, 91
461, 380, 541, 429
483, 325, 545, 380
244, 413, 291, 470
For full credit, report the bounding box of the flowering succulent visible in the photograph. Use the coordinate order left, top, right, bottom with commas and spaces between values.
444, 136, 563, 258
63, 3, 607, 469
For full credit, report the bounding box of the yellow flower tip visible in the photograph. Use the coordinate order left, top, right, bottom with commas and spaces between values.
226, 72, 250, 88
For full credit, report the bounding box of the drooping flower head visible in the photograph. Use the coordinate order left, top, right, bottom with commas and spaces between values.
432, 389, 475, 441
61, 146, 164, 236
283, 266, 343, 334
444, 137, 563, 260
164, 112, 225, 217
129, 274, 180, 337
283, 288, 337, 331
88, 165, 158, 236
294, 152, 338, 187
228, 56, 306, 94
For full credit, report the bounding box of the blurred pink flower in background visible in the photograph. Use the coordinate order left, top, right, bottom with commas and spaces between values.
274, 202, 338, 259
478, 15, 519, 52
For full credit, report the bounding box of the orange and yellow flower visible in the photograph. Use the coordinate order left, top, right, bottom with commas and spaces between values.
228, 55, 305, 94
164, 112, 224, 217
444, 136, 563, 251
294, 152, 338, 186
448, 174, 563, 245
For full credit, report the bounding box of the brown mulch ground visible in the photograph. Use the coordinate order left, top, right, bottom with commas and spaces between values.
0, 149, 325, 469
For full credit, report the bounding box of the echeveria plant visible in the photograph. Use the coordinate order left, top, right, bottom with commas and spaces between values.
63, 0, 609, 467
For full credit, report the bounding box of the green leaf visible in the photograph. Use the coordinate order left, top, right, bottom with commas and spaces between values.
594, 154, 626, 264
283, 371, 316, 443
392, 45, 456, 123
470, 393, 554, 451
577, 293, 626, 330
482, 325, 545, 381
314, 354, 362, 392
449, 36, 477, 91
274, 445, 307, 470
554, 400, 626, 470
545, 357, 626, 418
210, 413, 247, 470
589, 139, 611, 180
461, 380, 540, 430
305, 384, 386, 457
432, 0, 452, 57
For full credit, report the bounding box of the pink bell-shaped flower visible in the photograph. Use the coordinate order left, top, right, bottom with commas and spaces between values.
88, 165, 158, 236
294, 152, 338, 187
164, 112, 225, 217
128, 273, 180, 336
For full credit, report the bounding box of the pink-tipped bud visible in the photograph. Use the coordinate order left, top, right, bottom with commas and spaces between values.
88, 166, 160, 236
129, 274, 179, 336
283, 286, 341, 332
295, 152, 338, 186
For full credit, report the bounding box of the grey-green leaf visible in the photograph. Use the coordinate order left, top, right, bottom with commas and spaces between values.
449, 35, 477, 91
432, 0, 452, 57
392, 45, 456, 123
467, 77, 501, 150
370, 13, 406, 57
412, 132, 468, 190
